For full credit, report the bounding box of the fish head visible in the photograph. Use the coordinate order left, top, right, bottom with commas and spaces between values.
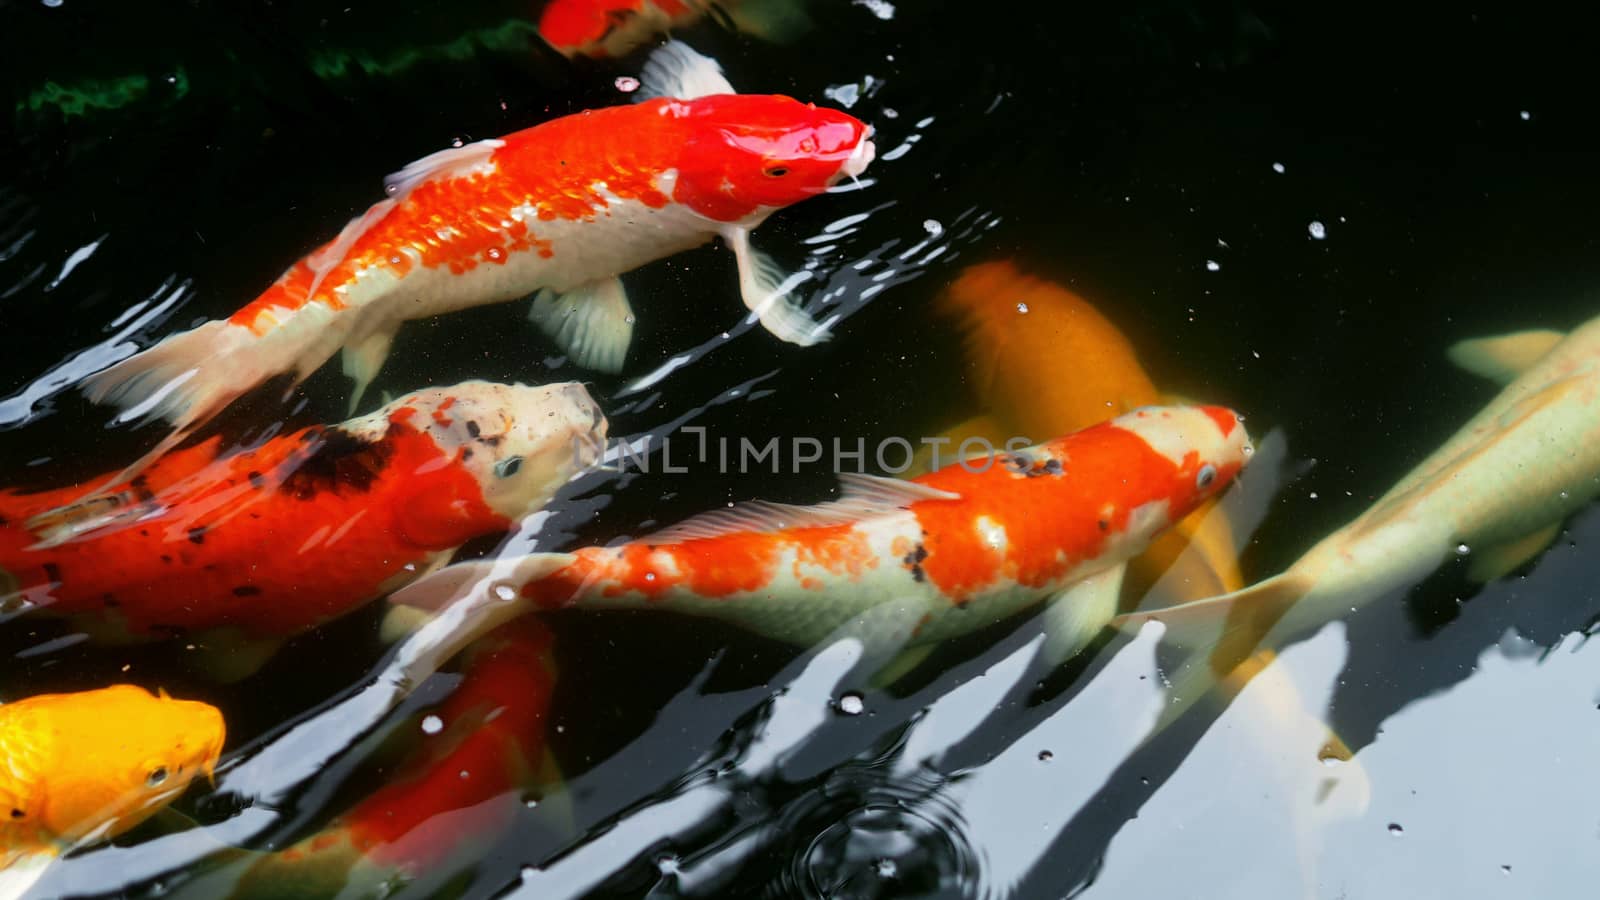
391, 381, 609, 520
670, 94, 874, 222
1016, 405, 1251, 557
1099, 404, 1253, 541
23, 685, 224, 845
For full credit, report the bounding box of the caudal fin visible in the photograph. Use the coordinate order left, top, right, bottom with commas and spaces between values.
71, 321, 283, 494
81, 320, 253, 430
1114, 573, 1310, 733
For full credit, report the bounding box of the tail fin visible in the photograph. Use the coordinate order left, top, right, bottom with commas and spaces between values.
82, 320, 252, 429
72, 321, 257, 492
386, 554, 576, 613
1114, 573, 1310, 734
384, 554, 577, 693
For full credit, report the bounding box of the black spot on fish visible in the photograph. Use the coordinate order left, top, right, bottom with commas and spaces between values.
0, 515, 9, 527
902, 543, 929, 583
466, 420, 480, 438
1097, 519, 1109, 532
233, 585, 261, 597
1043, 458, 1063, 475
462, 447, 474, 461
139, 529, 149, 537
10, 809, 22, 819
160, 554, 173, 564
282, 424, 399, 500
42, 562, 61, 584
188, 527, 206, 545
248, 471, 265, 490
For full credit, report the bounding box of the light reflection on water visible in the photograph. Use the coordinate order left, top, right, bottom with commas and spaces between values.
7, 0, 1600, 896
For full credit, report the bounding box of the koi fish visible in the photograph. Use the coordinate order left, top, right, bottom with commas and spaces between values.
538, 0, 810, 60
1117, 316, 1600, 723
1, 381, 604, 678
0, 685, 224, 898
228, 621, 558, 897
79, 41, 871, 491
394, 406, 1252, 674
915, 260, 1247, 605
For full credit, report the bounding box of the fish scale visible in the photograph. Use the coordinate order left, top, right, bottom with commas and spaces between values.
394, 406, 1252, 671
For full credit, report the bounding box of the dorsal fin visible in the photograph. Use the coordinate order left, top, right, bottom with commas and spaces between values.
644, 473, 958, 543
301, 138, 506, 307
1446, 328, 1565, 385
636, 40, 736, 102
380, 138, 506, 198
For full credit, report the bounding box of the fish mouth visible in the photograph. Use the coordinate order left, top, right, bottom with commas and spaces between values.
842, 137, 876, 179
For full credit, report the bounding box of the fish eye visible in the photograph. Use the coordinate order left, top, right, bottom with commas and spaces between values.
495, 456, 524, 479
146, 767, 169, 787
764, 166, 790, 178
1195, 464, 1218, 490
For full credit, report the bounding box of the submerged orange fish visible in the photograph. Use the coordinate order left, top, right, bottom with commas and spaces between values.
920, 260, 1246, 605
230, 621, 558, 896
1, 382, 603, 675
80, 42, 871, 489
1, 685, 224, 893
538, 0, 811, 59
396, 406, 1252, 673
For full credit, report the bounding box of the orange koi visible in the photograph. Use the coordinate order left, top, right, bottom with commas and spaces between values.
80, 42, 871, 490
395, 406, 1252, 672
1, 382, 603, 674
1, 685, 224, 896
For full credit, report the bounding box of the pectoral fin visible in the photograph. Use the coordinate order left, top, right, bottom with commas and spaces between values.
528, 278, 634, 373
1446, 328, 1565, 384
1037, 563, 1125, 669
723, 226, 830, 346
342, 328, 397, 414
1467, 522, 1562, 582
0, 851, 54, 900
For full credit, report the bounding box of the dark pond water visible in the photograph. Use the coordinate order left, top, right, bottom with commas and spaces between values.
5, 0, 1600, 897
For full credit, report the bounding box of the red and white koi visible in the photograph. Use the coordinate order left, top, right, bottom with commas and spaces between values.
1, 382, 604, 676
394, 406, 1252, 669
81, 41, 872, 487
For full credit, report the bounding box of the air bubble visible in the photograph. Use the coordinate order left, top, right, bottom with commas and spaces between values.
656, 854, 680, 875
1271, 162, 1285, 173
876, 859, 898, 878
1038, 750, 1053, 762
1205, 260, 1221, 272
1456, 544, 1471, 556
1016, 302, 1030, 314
1309, 220, 1327, 240
837, 692, 865, 715
1388, 823, 1405, 836
615, 76, 640, 93
421, 715, 443, 735
494, 584, 518, 601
